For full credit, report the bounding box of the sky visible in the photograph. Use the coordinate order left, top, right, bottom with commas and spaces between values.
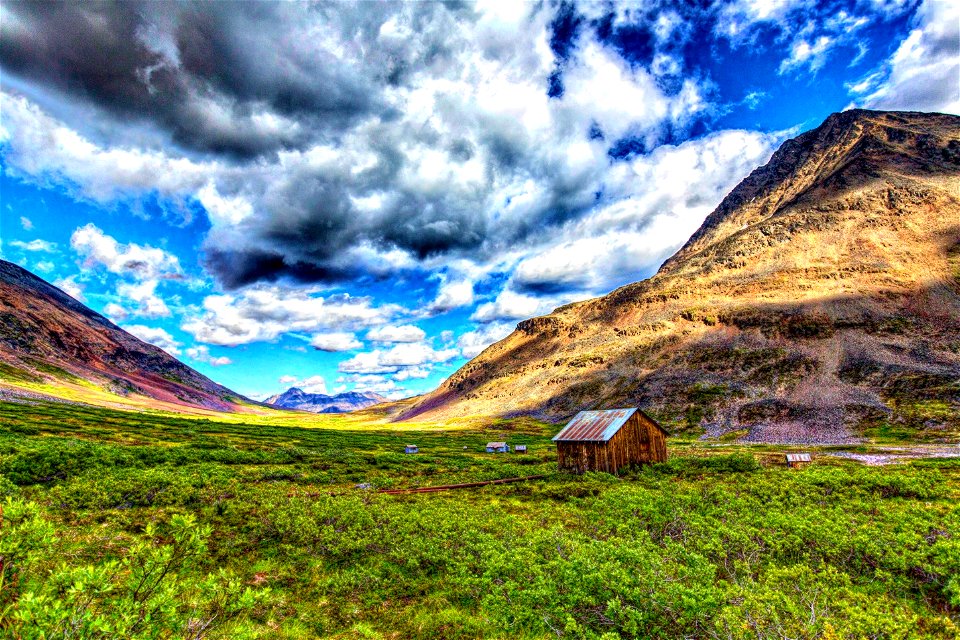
0, 0, 957, 401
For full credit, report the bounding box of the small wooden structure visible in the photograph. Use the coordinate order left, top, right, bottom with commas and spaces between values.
514, 445, 527, 454
553, 408, 667, 474
404, 444, 418, 454
786, 453, 811, 468
486, 442, 509, 453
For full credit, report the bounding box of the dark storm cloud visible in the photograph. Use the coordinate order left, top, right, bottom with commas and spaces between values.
1, 0, 793, 296
0, 0, 381, 157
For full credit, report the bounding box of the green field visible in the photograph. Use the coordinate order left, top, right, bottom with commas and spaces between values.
1, 401, 958, 639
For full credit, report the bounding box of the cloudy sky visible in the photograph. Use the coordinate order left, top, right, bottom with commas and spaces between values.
1, 0, 957, 401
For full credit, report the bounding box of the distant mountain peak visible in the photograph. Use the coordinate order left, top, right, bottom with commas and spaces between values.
266, 387, 387, 413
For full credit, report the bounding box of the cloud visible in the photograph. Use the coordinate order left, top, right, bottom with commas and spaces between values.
277, 374, 327, 395
103, 302, 129, 322
1, 2, 716, 292
457, 322, 514, 359
53, 275, 85, 302
778, 36, 834, 75
338, 373, 406, 399
366, 324, 426, 343
855, 0, 960, 114
9, 239, 56, 252
70, 223, 181, 280
19, 216, 33, 230
116, 280, 171, 318
0, 2, 380, 158
428, 277, 475, 313
181, 284, 399, 346
185, 345, 232, 366
122, 324, 181, 356
0, 93, 219, 206
393, 366, 431, 381
338, 343, 459, 374
471, 289, 545, 323
309, 332, 363, 352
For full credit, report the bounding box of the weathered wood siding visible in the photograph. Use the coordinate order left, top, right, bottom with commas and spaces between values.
556, 411, 667, 474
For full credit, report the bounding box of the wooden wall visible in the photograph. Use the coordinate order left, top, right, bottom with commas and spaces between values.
557, 411, 667, 474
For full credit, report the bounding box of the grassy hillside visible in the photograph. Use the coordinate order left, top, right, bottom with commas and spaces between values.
1, 401, 958, 638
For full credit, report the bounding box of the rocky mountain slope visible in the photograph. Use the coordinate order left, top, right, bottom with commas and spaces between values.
401, 110, 960, 443
0, 260, 250, 412
266, 387, 387, 413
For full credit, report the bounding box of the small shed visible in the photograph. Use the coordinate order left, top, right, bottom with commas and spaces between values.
404, 444, 419, 454
786, 453, 811, 468
486, 442, 509, 453
553, 408, 667, 474
514, 445, 527, 454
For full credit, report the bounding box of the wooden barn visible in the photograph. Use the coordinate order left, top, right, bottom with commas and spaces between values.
786, 453, 811, 468
553, 408, 667, 474
486, 442, 509, 453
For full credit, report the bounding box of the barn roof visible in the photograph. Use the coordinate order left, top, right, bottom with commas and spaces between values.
786, 453, 811, 462
553, 408, 639, 442
486, 441, 507, 448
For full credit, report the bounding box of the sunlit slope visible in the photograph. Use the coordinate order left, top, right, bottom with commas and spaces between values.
0, 260, 258, 413
402, 110, 960, 443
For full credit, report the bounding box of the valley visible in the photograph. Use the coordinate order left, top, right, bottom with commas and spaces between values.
2, 400, 959, 638
1, 109, 958, 638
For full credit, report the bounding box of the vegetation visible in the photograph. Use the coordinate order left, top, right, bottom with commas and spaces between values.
1, 400, 958, 638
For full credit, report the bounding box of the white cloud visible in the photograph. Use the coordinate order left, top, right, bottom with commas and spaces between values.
457, 322, 514, 359
102, 302, 128, 322
393, 366, 432, 381
70, 223, 181, 280
122, 324, 181, 356
366, 324, 426, 343
428, 277, 475, 312
471, 289, 549, 323
338, 342, 459, 374
858, 0, 960, 114
277, 374, 328, 395
19, 216, 33, 230
341, 373, 406, 399
181, 284, 399, 346
510, 128, 779, 294
53, 275, 85, 302
9, 239, 56, 252
309, 332, 363, 352
185, 345, 232, 366
116, 280, 171, 319
778, 36, 834, 74
0, 92, 218, 205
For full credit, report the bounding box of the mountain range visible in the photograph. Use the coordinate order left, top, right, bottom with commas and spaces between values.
399, 110, 960, 443
1, 109, 957, 443
265, 387, 387, 413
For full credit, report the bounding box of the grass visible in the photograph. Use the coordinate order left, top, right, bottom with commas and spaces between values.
1, 400, 958, 639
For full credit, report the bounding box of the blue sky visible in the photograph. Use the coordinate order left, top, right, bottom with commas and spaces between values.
1, 0, 957, 400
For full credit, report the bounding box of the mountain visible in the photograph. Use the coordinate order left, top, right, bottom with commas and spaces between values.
400, 110, 960, 443
265, 387, 387, 413
0, 260, 251, 412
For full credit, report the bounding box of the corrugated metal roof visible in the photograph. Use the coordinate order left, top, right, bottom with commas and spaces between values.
487, 442, 507, 448
786, 453, 811, 462
553, 408, 637, 442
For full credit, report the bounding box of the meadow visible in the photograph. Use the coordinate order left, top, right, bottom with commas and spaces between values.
0, 400, 958, 639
